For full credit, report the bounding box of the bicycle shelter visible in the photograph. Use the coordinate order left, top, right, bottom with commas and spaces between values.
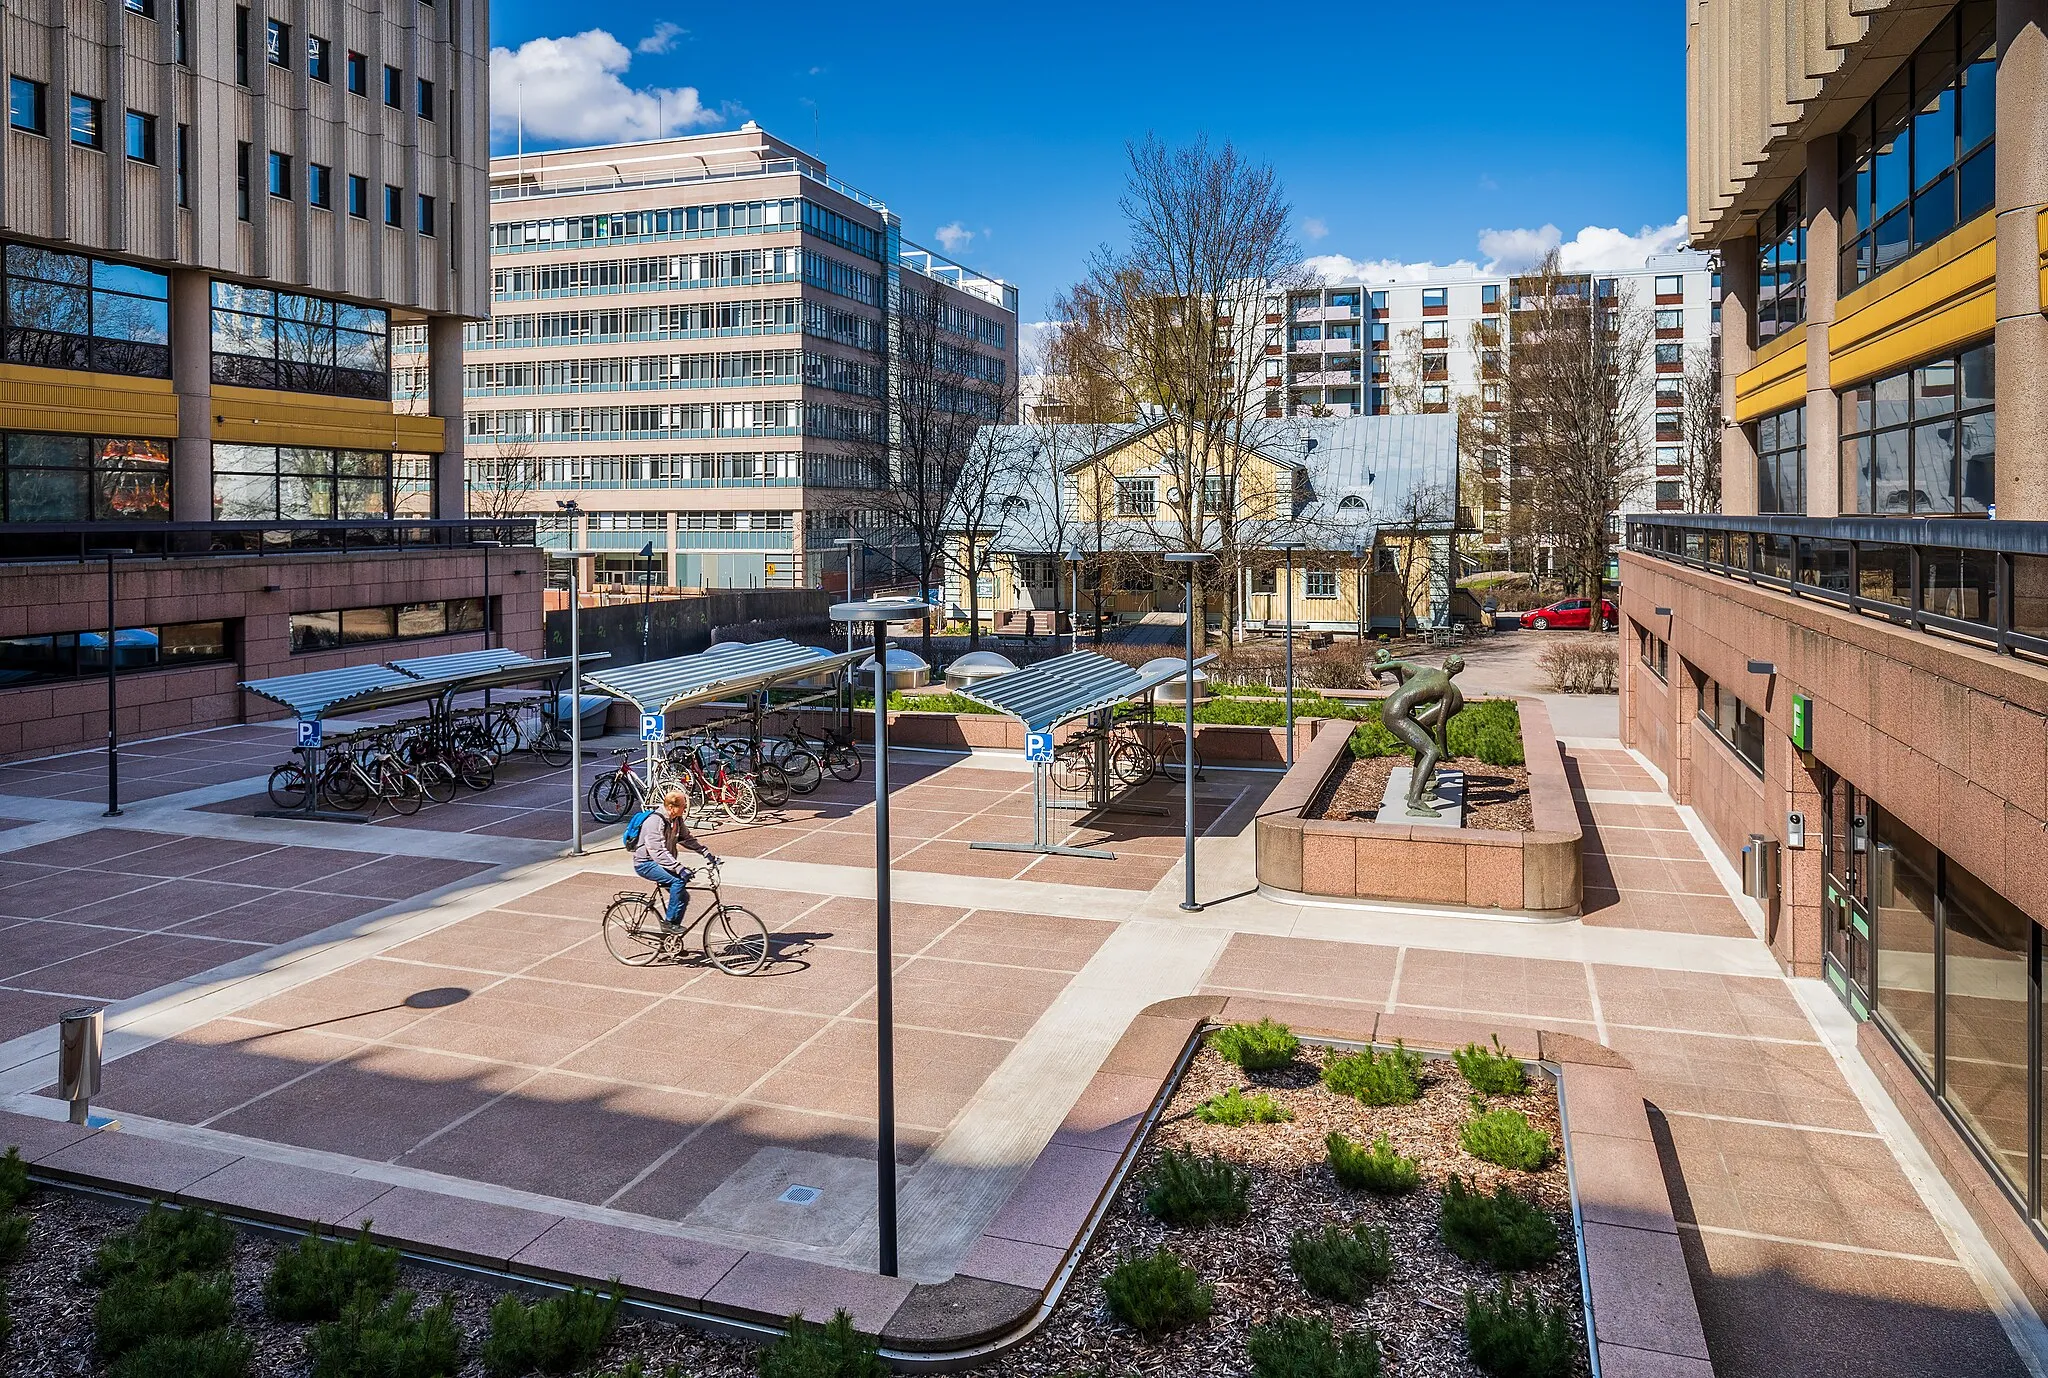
957, 650, 1216, 860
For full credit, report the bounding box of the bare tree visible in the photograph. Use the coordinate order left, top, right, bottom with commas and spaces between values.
939, 420, 1023, 648
1680, 344, 1723, 513
466, 438, 542, 519
1507, 252, 1653, 623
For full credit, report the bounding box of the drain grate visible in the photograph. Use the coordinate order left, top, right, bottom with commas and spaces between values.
777, 1185, 821, 1206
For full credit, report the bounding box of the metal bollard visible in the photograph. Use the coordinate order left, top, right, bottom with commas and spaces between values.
58, 1006, 104, 1126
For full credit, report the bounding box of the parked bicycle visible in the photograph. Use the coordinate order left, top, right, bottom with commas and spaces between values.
776, 719, 861, 783
601, 860, 769, 973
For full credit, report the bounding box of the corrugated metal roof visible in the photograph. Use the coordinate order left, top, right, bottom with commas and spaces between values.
958, 650, 1217, 733
386, 648, 538, 680
581, 639, 864, 715
238, 665, 426, 720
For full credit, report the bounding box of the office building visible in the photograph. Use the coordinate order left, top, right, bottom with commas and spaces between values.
0, 0, 533, 760
1628, 0, 2048, 1302
453, 126, 1020, 591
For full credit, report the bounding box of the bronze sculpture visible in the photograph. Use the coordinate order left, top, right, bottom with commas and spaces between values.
1373, 651, 1466, 817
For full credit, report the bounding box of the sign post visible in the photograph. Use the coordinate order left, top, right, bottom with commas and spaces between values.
1024, 731, 1054, 764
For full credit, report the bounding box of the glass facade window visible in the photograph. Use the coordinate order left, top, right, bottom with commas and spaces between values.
8, 76, 45, 134
1696, 675, 1764, 774
0, 619, 230, 688
3, 242, 170, 377
211, 445, 432, 520
1756, 404, 1806, 514
1756, 182, 1804, 343
1, 432, 170, 521
347, 174, 367, 219
210, 280, 389, 399
268, 150, 291, 199
1871, 807, 1940, 1078
345, 50, 366, 95
1113, 477, 1156, 517
308, 163, 330, 209
1303, 570, 1337, 600
124, 110, 155, 163
264, 18, 289, 68
1635, 623, 1668, 681
1940, 861, 2031, 1192
1837, 0, 1995, 288
289, 597, 483, 653
307, 34, 329, 81
1841, 340, 1993, 515
383, 184, 402, 227
69, 95, 102, 149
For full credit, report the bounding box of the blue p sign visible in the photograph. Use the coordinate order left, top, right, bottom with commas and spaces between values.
296, 719, 322, 749
640, 713, 665, 743
1025, 731, 1054, 764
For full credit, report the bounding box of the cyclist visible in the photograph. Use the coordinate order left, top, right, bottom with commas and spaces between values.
630, 789, 718, 930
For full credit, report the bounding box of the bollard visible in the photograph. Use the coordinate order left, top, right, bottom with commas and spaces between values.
58, 1006, 104, 1126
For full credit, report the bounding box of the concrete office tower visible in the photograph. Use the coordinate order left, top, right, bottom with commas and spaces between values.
463, 126, 1020, 591
0, 0, 523, 761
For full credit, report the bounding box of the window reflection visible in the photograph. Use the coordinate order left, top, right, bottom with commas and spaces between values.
2, 242, 170, 377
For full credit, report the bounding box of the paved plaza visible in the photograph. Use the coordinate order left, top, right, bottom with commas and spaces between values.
0, 711, 2042, 1374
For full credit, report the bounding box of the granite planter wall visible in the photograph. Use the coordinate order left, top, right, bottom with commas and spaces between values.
1254, 698, 1583, 915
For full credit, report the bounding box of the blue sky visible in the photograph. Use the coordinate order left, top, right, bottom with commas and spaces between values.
487, 3, 1692, 327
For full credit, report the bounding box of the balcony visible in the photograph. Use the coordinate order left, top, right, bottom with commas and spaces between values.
1627, 513, 2048, 664
1290, 370, 1364, 387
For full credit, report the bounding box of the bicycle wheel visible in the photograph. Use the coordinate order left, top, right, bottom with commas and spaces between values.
380, 763, 422, 816
779, 747, 822, 795
266, 762, 310, 810
721, 777, 759, 824
1051, 747, 1092, 793
587, 771, 637, 825
419, 760, 458, 805
824, 742, 862, 783
1111, 739, 1157, 786
323, 762, 371, 812
456, 748, 495, 792
752, 761, 790, 809
532, 725, 571, 768
603, 893, 669, 966
1158, 738, 1205, 783
490, 710, 522, 757
702, 903, 770, 975
455, 722, 502, 768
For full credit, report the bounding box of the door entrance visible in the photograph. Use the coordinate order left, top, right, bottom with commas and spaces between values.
1820, 769, 1874, 1018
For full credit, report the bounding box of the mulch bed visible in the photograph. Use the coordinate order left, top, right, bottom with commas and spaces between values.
1311, 755, 1535, 832
985, 1040, 1586, 1377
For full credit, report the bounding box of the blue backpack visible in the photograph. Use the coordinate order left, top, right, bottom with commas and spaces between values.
622, 809, 657, 850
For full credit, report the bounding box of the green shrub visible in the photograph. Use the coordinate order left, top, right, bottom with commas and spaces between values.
1143, 1148, 1249, 1227
1461, 1107, 1553, 1171
1207, 1019, 1300, 1072
0, 1147, 27, 1209
96, 1270, 235, 1358
755, 1310, 889, 1378
1196, 1086, 1292, 1126
1439, 1176, 1558, 1271
1246, 1315, 1383, 1378
108, 1328, 254, 1378
1454, 1037, 1529, 1097
265, 1224, 401, 1322
1288, 1223, 1394, 1303
481, 1285, 621, 1377
1321, 1042, 1423, 1105
310, 1290, 461, 1378
1101, 1248, 1212, 1339
88, 1204, 235, 1285
1325, 1132, 1422, 1195
0, 1210, 27, 1264
1465, 1280, 1576, 1378
1346, 698, 1524, 766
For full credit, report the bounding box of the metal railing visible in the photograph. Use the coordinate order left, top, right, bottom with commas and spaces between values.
1626, 512, 2048, 663
0, 519, 541, 565
489, 156, 888, 212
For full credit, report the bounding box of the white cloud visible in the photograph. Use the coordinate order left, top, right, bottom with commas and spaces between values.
489, 30, 732, 146
1301, 217, 1328, 241
636, 22, 685, 54
1305, 253, 1481, 285
1302, 215, 1692, 284
935, 221, 975, 254
1018, 321, 1057, 374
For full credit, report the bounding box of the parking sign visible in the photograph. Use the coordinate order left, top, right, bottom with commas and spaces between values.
296, 719, 322, 749
640, 712, 665, 743
1025, 731, 1054, 764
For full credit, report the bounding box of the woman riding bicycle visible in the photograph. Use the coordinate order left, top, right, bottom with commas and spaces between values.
630, 789, 719, 930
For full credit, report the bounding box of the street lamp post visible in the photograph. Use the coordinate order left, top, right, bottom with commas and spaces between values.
88, 548, 133, 817
562, 546, 607, 857
829, 594, 936, 1280
832, 537, 864, 654
639, 540, 655, 663
1164, 552, 1211, 912
1276, 542, 1304, 767
1066, 545, 1082, 655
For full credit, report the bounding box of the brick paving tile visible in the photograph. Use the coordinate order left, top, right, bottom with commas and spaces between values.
750, 1019, 1013, 1130
0, 830, 187, 867
893, 841, 1036, 880
103, 838, 281, 877
518, 937, 717, 999
0, 988, 92, 1042
193, 847, 386, 888
209, 1044, 536, 1159
95, 1017, 363, 1123
1591, 966, 1817, 1041
1020, 853, 1176, 890
0, 919, 137, 979
560, 999, 831, 1098
0, 870, 166, 920
169, 890, 394, 945
841, 956, 1073, 1039
919, 910, 1115, 972
380, 910, 591, 973
56, 878, 276, 931
774, 896, 966, 954
18, 932, 264, 1001
1605, 1027, 1873, 1132
1201, 932, 1399, 1007
308, 856, 492, 901
1389, 948, 1595, 1022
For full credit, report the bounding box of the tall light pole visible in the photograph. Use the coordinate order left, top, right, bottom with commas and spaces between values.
1276, 541, 1304, 767
639, 540, 655, 663
561, 546, 606, 857
1164, 552, 1211, 912
87, 548, 133, 817
1065, 545, 1082, 655
829, 595, 936, 1280
833, 537, 864, 653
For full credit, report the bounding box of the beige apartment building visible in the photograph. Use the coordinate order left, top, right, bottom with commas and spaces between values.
448, 127, 1020, 592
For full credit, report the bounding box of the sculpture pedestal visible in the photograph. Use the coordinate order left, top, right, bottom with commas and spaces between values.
1377, 767, 1465, 829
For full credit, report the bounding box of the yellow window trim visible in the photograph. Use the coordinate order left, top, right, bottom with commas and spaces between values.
2037, 207, 2048, 315
1733, 323, 1806, 423
1829, 211, 1996, 389
208, 385, 446, 453
0, 363, 179, 438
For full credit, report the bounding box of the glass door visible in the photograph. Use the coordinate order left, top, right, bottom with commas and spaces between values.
1821, 770, 1875, 1018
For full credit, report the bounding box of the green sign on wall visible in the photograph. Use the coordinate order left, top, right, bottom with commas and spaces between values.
1791, 692, 1812, 752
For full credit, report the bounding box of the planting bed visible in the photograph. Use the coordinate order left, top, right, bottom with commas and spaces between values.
1311, 756, 1534, 832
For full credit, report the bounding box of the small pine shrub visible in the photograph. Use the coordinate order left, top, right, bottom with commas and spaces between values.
1321, 1042, 1423, 1106
88, 1204, 235, 1285
1143, 1148, 1249, 1227
1196, 1087, 1293, 1127
755, 1310, 889, 1378
1465, 1280, 1576, 1378
265, 1224, 401, 1322
1461, 1107, 1554, 1171
310, 1290, 461, 1378
1439, 1176, 1559, 1271
108, 1328, 254, 1378
1453, 1037, 1529, 1097
1207, 1019, 1300, 1072
96, 1270, 236, 1358
1246, 1315, 1384, 1378
1324, 1132, 1422, 1195
0, 1210, 27, 1264
1101, 1248, 1212, 1339
0, 1147, 27, 1209
1288, 1223, 1394, 1303
481, 1285, 621, 1377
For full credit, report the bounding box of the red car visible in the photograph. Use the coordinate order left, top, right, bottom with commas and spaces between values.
1523, 597, 1616, 631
